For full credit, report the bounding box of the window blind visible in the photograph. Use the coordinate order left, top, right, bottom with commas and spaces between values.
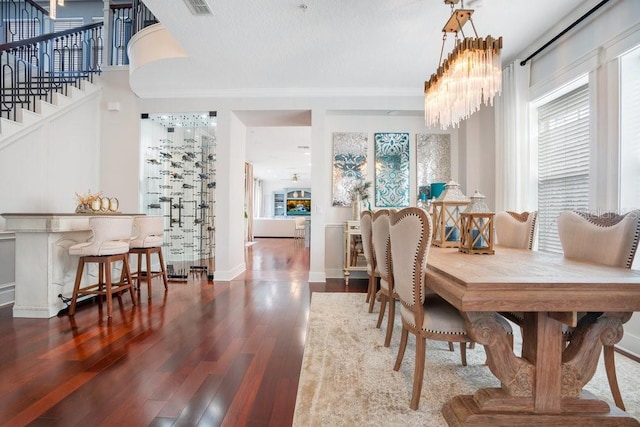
537, 84, 590, 253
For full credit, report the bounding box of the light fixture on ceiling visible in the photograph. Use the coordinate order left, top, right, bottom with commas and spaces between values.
424, 0, 502, 129
49, 0, 64, 19
292, 173, 299, 182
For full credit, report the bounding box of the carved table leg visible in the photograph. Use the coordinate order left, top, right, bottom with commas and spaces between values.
442, 311, 638, 426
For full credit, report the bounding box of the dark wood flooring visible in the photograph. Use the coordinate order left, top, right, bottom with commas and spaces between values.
0, 238, 367, 426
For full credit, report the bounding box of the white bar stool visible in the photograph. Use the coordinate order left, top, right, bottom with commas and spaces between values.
68, 216, 136, 318
129, 216, 169, 298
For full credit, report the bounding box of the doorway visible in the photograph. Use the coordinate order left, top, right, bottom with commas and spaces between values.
139, 112, 217, 279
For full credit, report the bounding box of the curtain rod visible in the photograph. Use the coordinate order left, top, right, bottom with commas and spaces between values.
520, 0, 612, 66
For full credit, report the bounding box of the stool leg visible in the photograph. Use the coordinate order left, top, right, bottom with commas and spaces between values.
122, 255, 136, 306
158, 248, 168, 290
105, 259, 113, 318
136, 251, 143, 291
69, 258, 86, 316
146, 250, 153, 298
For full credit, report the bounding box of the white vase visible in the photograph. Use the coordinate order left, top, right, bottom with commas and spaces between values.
351, 196, 362, 220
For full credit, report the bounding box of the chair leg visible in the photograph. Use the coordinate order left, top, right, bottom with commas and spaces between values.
384, 296, 394, 347
604, 344, 625, 410
367, 275, 376, 313
459, 342, 467, 366
410, 336, 426, 410
376, 294, 387, 328
448, 342, 454, 351
394, 327, 409, 371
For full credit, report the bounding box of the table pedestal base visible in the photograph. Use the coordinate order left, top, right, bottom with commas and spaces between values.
443, 393, 638, 426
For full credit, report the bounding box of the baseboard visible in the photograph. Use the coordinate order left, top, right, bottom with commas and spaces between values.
0, 283, 15, 307
308, 271, 326, 283
213, 262, 246, 281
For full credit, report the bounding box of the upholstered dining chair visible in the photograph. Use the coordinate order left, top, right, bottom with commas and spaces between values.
494, 211, 538, 326
359, 210, 379, 312
371, 209, 396, 347
558, 209, 640, 411
389, 207, 512, 410
68, 216, 136, 318
495, 211, 538, 250
129, 216, 169, 299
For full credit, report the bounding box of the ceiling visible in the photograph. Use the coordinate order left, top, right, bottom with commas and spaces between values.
138, 0, 604, 185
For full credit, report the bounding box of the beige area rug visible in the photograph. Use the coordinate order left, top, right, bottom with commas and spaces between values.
293, 292, 640, 426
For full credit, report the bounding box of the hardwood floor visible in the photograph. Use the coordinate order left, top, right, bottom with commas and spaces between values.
0, 238, 367, 426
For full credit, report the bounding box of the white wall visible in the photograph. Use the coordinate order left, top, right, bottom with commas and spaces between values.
0, 89, 101, 219
99, 68, 143, 214
457, 104, 496, 209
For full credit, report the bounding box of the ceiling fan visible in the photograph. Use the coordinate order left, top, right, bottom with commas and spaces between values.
280, 173, 299, 182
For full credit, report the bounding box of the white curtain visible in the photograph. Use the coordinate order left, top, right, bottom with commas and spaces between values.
245, 162, 254, 242
253, 178, 263, 218
494, 60, 531, 213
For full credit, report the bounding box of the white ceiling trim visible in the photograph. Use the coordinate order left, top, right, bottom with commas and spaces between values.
129, 86, 424, 100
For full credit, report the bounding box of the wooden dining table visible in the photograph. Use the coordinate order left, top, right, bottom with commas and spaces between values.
425, 246, 640, 426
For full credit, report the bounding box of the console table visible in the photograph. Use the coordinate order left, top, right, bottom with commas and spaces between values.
2, 213, 140, 318
426, 246, 640, 426
343, 220, 366, 285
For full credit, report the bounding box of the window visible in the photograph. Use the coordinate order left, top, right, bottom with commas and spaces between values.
619, 45, 640, 269
536, 83, 590, 253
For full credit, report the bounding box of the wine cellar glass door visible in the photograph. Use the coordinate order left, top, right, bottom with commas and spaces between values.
140, 112, 217, 281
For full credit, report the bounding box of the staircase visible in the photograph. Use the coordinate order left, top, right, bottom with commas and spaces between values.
0, 79, 100, 141
0, 0, 157, 139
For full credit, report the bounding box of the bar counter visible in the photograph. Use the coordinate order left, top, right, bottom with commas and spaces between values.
2, 213, 141, 318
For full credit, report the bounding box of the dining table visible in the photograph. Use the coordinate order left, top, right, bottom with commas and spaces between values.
425, 246, 640, 426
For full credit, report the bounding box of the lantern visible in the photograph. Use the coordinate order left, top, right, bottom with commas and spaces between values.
459, 190, 495, 255
432, 180, 469, 247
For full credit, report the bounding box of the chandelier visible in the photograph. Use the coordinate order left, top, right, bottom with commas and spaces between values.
424, 0, 502, 129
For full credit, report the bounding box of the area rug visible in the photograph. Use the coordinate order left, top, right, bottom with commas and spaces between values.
293, 292, 640, 426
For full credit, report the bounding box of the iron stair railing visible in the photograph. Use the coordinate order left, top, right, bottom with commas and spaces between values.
0, 0, 49, 45
110, 0, 158, 66
1, 22, 103, 120
1, 0, 158, 122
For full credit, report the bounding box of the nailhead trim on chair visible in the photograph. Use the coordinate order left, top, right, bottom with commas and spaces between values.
574, 210, 640, 268
505, 211, 538, 251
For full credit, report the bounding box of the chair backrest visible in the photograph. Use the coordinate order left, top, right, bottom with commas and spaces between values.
372, 210, 391, 287
294, 216, 306, 228
558, 210, 640, 268
76, 216, 134, 255
90, 216, 134, 241
131, 216, 164, 248
389, 207, 432, 316
495, 211, 538, 250
360, 210, 375, 275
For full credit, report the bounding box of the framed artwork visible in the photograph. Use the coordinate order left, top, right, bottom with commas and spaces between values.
332, 132, 368, 206
374, 132, 410, 207
416, 133, 451, 199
